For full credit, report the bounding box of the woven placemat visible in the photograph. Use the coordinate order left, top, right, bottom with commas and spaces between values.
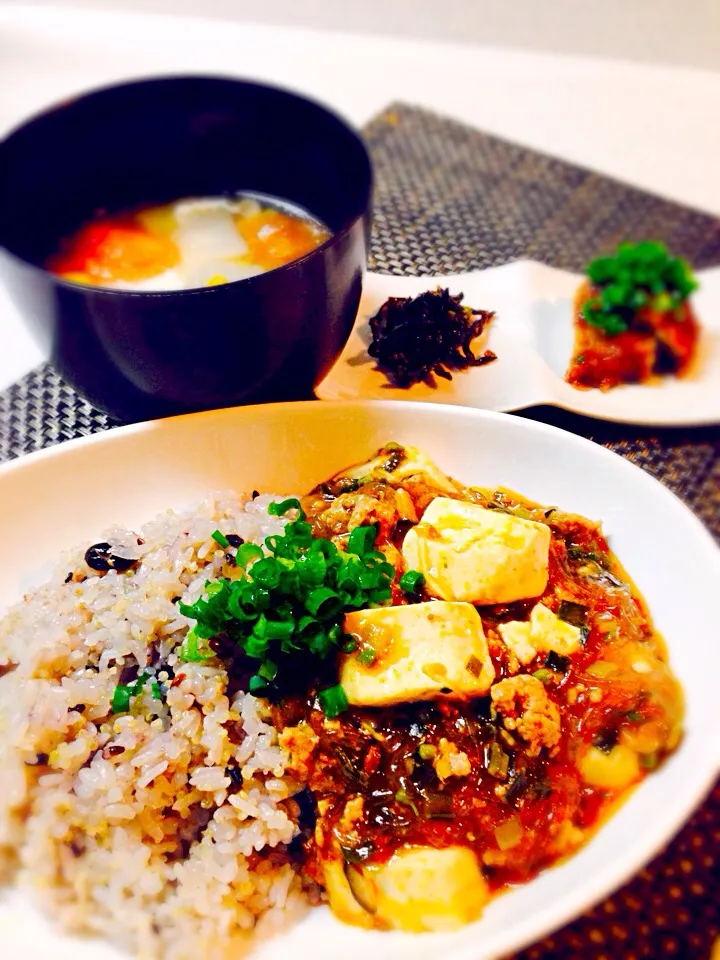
0, 102, 718, 958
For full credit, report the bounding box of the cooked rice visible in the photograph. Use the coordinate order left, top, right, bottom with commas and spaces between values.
0, 492, 309, 959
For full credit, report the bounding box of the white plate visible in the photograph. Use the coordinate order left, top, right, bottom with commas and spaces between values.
0, 401, 718, 960
316, 263, 720, 425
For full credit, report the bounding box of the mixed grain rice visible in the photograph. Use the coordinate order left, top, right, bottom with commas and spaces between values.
0, 492, 308, 959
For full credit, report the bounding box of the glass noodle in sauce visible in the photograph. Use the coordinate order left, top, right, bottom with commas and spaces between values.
48, 194, 331, 291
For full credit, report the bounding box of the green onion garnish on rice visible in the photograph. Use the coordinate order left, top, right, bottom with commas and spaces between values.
234, 543, 264, 568
111, 671, 162, 714
267, 498, 302, 517
177, 628, 214, 663
347, 524, 378, 557
211, 529, 230, 549
111, 684, 133, 714
179, 503, 393, 716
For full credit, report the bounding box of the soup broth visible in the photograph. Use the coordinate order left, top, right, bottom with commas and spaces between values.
49, 194, 331, 291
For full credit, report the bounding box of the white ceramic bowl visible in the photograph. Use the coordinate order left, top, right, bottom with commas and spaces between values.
0, 400, 718, 960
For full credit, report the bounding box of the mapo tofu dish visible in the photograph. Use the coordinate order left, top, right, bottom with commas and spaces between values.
276, 446, 684, 930
0, 445, 683, 956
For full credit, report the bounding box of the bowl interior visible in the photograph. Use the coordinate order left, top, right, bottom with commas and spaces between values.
0, 401, 718, 960
0, 76, 372, 267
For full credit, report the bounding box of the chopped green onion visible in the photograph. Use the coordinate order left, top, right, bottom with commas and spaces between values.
235, 543, 264, 568
177, 629, 214, 663
179, 506, 395, 696
248, 674, 268, 694
111, 684, 132, 714
486, 741, 510, 779
318, 684, 349, 718
245, 631, 269, 659
306, 586, 341, 618
341, 637, 358, 654
211, 530, 230, 549
566, 544, 599, 563
347, 525, 378, 557
532, 668, 553, 684
258, 659, 278, 681
422, 790, 454, 820
582, 242, 698, 337
111, 670, 158, 714
395, 789, 419, 816
399, 570, 425, 594
247, 557, 279, 588
268, 498, 303, 517
357, 645, 377, 667
263, 620, 295, 642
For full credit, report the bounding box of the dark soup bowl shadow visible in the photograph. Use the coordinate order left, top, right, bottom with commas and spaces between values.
0, 76, 372, 422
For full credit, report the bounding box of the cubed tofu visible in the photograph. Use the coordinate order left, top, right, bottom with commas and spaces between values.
402, 497, 550, 605
499, 602, 584, 665
327, 845, 489, 932
577, 744, 640, 790
341, 601, 494, 706
363, 846, 489, 932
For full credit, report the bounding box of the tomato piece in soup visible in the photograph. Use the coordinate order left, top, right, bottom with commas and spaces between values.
52, 219, 180, 283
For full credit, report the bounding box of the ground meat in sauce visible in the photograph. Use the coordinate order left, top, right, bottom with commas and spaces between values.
279, 458, 682, 896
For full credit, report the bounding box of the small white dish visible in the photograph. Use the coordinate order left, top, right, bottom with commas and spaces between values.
316, 262, 720, 425
0, 400, 718, 960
